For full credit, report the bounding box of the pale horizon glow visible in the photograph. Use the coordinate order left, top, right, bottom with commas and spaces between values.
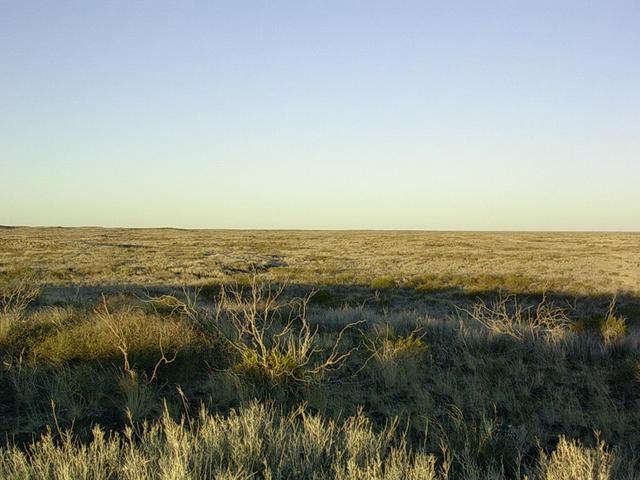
1, 1, 639, 231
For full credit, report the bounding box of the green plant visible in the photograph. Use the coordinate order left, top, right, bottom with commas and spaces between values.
370, 276, 396, 290
0, 312, 18, 351
601, 299, 627, 344
363, 324, 427, 364
359, 324, 427, 390
571, 298, 627, 344
31, 301, 193, 373
118, 371, 159, 423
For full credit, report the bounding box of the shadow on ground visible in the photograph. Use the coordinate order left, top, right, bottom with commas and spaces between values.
38, 281, 640, 323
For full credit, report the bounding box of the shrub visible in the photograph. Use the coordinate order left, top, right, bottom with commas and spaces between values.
234, 348, 305, 385
601, 299, 627, 344
571, 299, 627, 344
462, 295, 570, 341
361, 324, 427, 389
214, 278, 360, 391
118, 372, 159, 422
0, 312, 18, 351
0, 272, 41, 316
32, 308, 201, 369
370, 276, 396, 290
365, 324, 427, 364
601, 314, 626, 344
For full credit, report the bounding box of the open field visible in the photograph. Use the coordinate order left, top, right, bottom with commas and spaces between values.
2, 228, 639, 295
1, 228, 640, 478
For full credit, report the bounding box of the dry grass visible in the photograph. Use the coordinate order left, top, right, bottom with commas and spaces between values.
0, 403, 632, 480
1, 228, 638, 297
1, 229, 640, 477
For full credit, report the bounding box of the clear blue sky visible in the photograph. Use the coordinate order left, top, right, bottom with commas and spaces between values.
2, 1, 639, 230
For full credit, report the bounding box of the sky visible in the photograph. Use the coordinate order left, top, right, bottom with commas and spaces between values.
1, 1, 639, 230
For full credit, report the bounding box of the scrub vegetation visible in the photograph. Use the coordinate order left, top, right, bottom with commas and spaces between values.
1, 228, 639, 478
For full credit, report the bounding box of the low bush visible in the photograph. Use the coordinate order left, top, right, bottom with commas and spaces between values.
370, 276, 396, 290
572, 299, 628, 344
0, 403, 631, 480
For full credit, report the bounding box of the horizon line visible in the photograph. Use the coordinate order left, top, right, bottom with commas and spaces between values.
1, 225, 639, 234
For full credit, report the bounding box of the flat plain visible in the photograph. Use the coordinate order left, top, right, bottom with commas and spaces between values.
2, 227, 639, 292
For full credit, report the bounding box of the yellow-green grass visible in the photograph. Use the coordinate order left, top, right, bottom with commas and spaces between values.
1, 228, 638, 296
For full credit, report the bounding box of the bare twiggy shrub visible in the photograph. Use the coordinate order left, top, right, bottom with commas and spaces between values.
97, 296, 133, 373
143, 286, 202, 323
215, 276, 362, 385
97, 296, 178, 384
461, 294, 571, 341
0, 274, 42, 351
141, 277, 361, 385
0, 273, 41, 315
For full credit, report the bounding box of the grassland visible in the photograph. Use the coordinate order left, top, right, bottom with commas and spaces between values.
1, 227, 639, 293
1, 227, 639, 478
